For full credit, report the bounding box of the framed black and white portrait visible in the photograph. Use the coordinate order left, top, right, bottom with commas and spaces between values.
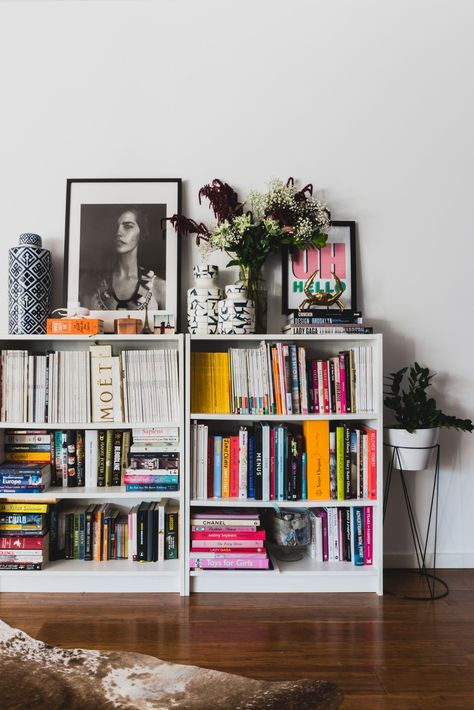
64, 178, 181, 332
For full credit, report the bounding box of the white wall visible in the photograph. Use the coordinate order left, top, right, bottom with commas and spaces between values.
0, 0, 473, 566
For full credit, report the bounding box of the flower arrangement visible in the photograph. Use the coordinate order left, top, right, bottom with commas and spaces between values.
167, 177, 330, 276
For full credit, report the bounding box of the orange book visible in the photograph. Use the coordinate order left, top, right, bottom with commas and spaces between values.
303, 420, 330, 499
271, 347, 282, 415
47, 318, 104, 335
221, 437, 231, 497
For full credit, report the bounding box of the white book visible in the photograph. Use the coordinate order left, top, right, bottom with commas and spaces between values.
308, 510, 323, 561
327, 507, 335, 561
191, 421, 198, 499
85, 430, 98, 488
238, 426, 248, 499
202, 424, 208, 499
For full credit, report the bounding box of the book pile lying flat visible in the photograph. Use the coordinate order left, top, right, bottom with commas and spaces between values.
0, 461, 51, 494
124, 428, 180, 492
283, 310, 373, 335
189, 509, 269, 570
0, 502, 50, 570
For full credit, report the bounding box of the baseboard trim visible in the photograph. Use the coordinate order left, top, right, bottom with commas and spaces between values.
384, 552, 474, 568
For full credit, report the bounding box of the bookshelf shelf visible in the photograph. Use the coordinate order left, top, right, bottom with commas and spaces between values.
190, 413, 378, 421
186, 333, 383, 596
0, 334, 186, 594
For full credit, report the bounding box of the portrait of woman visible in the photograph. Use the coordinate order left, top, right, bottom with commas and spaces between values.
64, 178, 180, 333
78, 203, 167, 312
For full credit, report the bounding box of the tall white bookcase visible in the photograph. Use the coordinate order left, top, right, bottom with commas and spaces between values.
0, 334, 186, 594
185, 334, 383, 595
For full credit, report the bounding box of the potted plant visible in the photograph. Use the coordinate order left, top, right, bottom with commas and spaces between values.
165, 177, 331, 332
384, 362, 473, 470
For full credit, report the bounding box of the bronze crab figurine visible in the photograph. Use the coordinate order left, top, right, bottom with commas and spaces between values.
298, 269, 345, 312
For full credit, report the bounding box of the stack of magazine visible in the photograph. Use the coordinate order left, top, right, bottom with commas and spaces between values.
282, 310, 373, 335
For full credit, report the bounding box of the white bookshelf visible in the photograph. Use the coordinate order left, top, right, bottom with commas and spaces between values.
0, 334, 186, 594
186, 333, 383, 595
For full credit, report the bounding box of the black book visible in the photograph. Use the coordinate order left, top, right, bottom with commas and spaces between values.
165, 509, 179, 560
295, 432, 304, 501
137, 502, 151, 561
287, 433, 298, 501
84, 503, 97, 561
66, 430, 77, 487
112, 430, 123, 486
329, 359, 336, 414
150, 502, 158, 563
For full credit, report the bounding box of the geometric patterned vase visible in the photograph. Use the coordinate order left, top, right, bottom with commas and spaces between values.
216, 279, 256, 335
187, 265, 222, 335
8, 233, 53, 334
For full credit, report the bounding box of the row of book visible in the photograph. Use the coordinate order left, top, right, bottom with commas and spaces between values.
0, 500, 179, 569
189, 509, 269, 570
1, 427, 180, 491
191, 344, 374, 415
0, 346, 179, 424
191, 421, 377, 502
308, 506, 373, 565
283, 311, 372, 335
58, 500, 179, 562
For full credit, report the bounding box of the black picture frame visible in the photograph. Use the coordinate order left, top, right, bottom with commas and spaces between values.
64, 178, 181, 332
281, 220, 357, 316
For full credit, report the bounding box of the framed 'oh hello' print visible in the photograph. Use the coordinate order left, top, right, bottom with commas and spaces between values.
282, 221, 357, 315
63, 178, 181, 332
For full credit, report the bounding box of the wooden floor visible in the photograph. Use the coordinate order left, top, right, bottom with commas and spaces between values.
1, 569, 473, 709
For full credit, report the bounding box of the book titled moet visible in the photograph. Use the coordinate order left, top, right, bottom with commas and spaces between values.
90, 345, 115, 422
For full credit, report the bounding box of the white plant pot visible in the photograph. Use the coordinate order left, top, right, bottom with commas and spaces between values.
384, 427, 440, 471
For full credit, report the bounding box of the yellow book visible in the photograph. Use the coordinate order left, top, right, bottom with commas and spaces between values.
220, 352, 231, 413
0, 503, 49, 513
221, 437, 231, 497
336, 426, 345, 500
5, 452, 50, 462
303, 420, 330, 500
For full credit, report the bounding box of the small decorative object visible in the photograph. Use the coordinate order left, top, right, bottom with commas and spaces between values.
165, 177, 331, 334
153, 314, 176, 334
283, 221, 357, 316
384, 362, 473, 470
63, 178, 180, 333
140, 301, 153, 334
187, 265, 222, 335
8, 233, 53, 335
114, 315, 142, 334
217, 278, 255, 334
267, 509, 311, 561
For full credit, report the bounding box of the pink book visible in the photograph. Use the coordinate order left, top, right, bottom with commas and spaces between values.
190, 557, 270, 569
339, 353, 347, 414
191, 538, 264, 547
189, 551, 267, 559
311, 360, 319, 414
192, 525, 258, 533
192, 531, 266, 540
364, 506, 373, 565
191, 545, 265, 555
270, 427, 275, 500
230, 435, 239, 498
366, 428, 377, 499
315, 509, 328, 561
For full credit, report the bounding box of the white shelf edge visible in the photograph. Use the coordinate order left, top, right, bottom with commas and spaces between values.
190, 413, 378, 421
0, 422, 181, 430
190, 334, 382, 342
0, 489, 182, 501
0, 334, 183, 342
190, 498, 379, 507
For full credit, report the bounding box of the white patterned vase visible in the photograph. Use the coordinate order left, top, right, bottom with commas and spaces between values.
9, 233, 52, 334
187, 265, 222, 335
217, 279, 255, 334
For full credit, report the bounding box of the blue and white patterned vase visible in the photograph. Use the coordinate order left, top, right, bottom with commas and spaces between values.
217, 279, 255, 335
9, 233, 52, 334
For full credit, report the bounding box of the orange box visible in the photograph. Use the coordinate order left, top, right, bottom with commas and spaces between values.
46, 318, 105, 335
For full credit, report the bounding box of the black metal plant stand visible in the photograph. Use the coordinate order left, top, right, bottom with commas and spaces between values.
383, 443, 449, 601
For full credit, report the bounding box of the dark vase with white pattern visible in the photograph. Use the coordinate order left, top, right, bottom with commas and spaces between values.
8, 233, 52, 334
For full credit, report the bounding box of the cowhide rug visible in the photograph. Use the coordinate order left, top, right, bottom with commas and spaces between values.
0, 620, 342, 710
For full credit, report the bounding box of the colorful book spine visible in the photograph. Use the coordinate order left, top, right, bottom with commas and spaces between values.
213, 436, 222, 498
364, 506, 373, 565
190, 558, 269, 569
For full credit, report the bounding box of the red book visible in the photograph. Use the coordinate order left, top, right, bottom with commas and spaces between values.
270, 427, 275, 500
366, 428, 377, 499
364, 507, 373, 565
0, 534, 48, 549
207, 434, 214, 499
230, 435, 239, 498
192, 531, 266, 540
192, 546, 265, 557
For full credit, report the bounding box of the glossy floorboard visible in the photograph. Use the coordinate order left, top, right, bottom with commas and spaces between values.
1, 569, 473, 709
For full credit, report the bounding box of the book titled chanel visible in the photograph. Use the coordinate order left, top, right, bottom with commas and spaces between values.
90, 346, 115, 422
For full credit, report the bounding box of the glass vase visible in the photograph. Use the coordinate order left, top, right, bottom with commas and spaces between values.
239, 265, 267, 334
